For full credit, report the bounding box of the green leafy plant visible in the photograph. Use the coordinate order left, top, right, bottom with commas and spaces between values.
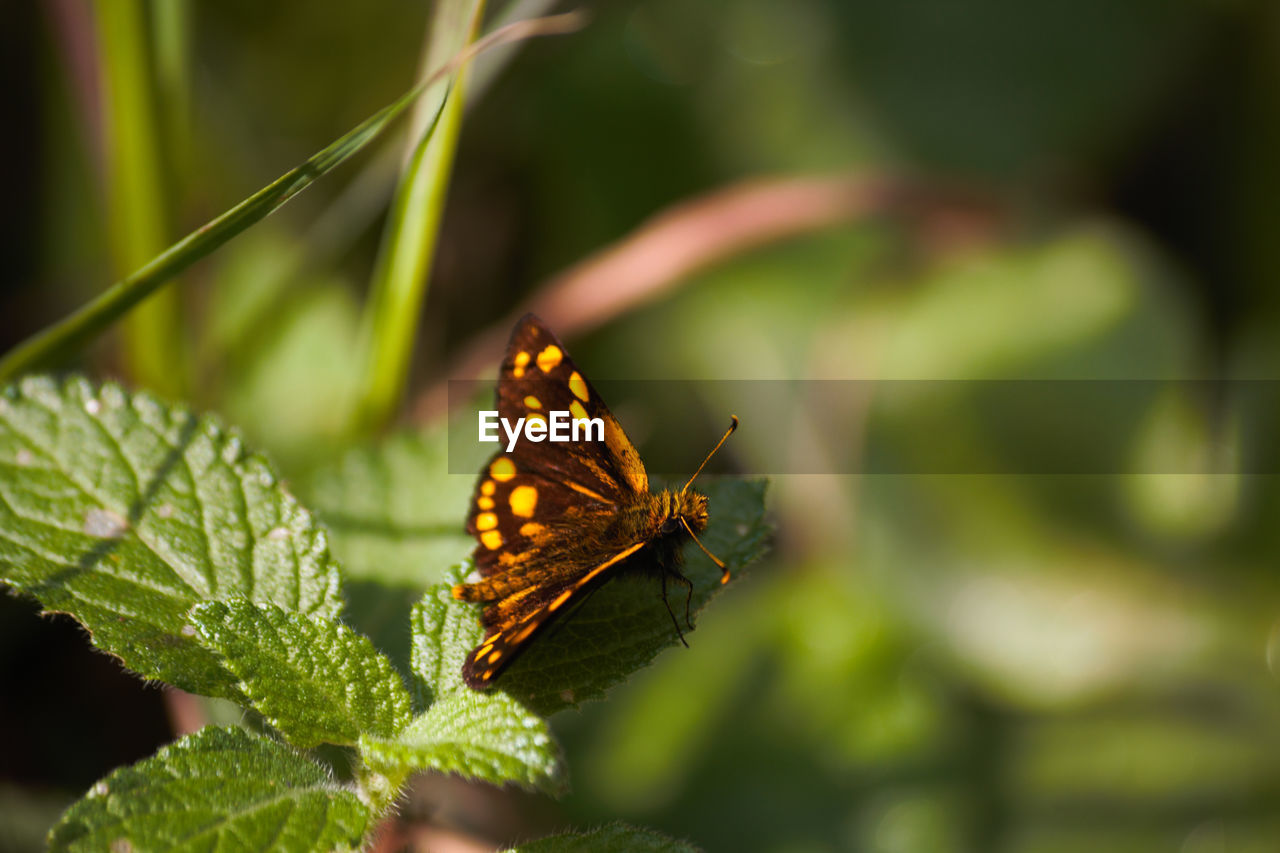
0, 6, 769, 848
0, 375, 768, 851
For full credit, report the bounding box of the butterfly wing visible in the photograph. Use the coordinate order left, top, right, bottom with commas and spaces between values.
458, 541, 646, 688
454, 314, 653, 688
464, 314, 647, 577
494, 314, 645, 495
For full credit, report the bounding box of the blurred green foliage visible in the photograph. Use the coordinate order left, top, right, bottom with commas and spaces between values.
6, 0, 1280, 850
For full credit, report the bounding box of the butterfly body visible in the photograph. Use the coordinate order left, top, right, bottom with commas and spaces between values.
451, 314, 726, 690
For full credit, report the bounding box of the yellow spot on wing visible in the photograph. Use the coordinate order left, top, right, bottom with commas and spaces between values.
566, 480, 612, 504
512, 619, 540, 644
527, 412, 547, 427
490, 457, 516, 482
487, 649, 502, 664
477, 496, 494, 510
475, 512, 498, 531
580, 542, 645, 584
536, 345, 563, 372
513, 351, 530, 378
480, 530, 504, 550
569, 371, 588, 402
481, 480, 496, 496
524, 395, 542, 409
509, 485, 538, 518
544, 543, 646, 612
519, 522, 545, 538
569, 400, 589, 422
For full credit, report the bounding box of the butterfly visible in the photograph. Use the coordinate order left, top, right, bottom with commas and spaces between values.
451, 313, 737, 689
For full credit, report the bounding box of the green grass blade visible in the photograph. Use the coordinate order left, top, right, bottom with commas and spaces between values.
0, 94, 423, 385
0, 11, 584, 385
353, 0, 485, 433
150, 0, 193, 186
96, 0, 185, 395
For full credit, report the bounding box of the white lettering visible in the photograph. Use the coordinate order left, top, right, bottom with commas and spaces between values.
573, 417, 604, 442
501, 416, 525, 453
479, 411, 500, 442
550, 409, 570, 441
482, 410, 603, 450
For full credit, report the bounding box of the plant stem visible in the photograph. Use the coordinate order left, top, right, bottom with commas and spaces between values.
96, 0, 186, 395
352, 0, 487, 434
151, 0, 193, 190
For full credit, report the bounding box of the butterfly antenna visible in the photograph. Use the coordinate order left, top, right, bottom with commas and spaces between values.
680, 415, 739, 494
681, 516, 732, 585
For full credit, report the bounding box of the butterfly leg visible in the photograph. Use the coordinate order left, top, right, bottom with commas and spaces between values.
660, 572, 692, 648
538, 582, 603, 646
674, 571, 695, 632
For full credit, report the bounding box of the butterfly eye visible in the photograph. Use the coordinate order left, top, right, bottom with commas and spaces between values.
661, 517, 681, 535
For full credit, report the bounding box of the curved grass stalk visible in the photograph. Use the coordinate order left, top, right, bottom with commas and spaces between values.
0, 11, 585, 385
352, 0, 486, 434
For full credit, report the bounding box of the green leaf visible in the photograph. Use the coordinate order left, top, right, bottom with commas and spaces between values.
303, 427, 473, 588
48, 726, 370, 853
359, 585, 564, 793
342, 579, 426, 694
360, 690, 564, 795
0, 375, 343, 699
505, 822, 701, 853
408, 573, 479, 706
407, 479, 768, 716
192, 601, 412, 748
303, 426, 472, 677
498, 478, 769, 715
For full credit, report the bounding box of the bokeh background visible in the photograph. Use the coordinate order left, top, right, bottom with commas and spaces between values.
5, 0, 1280, 850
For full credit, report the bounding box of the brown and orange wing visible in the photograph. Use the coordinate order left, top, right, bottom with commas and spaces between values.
495, 313, 646, 495
464, 314, 647, 577
457, 541, 645, 689
454, 314, 655, 688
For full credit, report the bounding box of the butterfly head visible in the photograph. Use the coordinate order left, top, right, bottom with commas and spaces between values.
658, 489, 710, 536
